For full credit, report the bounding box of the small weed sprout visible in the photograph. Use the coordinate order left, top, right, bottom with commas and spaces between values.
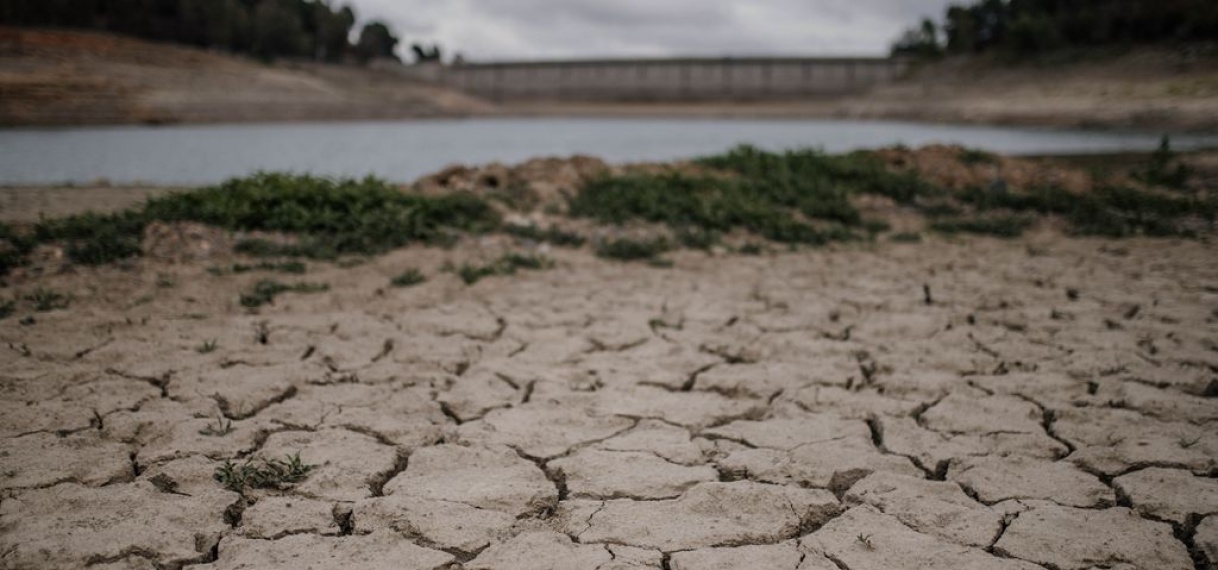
213, 452, 314, 494
199, 415, 233, 437
197, 339, 219, 354
452, 253, 555, 285
1180, 435, 1201, 449
240, 280, 330, 308
857, 533, 875, 549
390, 268, 427, 288
25, 288, 70, 312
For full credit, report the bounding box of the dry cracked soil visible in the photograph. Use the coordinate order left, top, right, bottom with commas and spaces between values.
1, 233, 1216, 570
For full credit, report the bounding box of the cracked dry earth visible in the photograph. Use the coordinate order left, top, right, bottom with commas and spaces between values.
1, 235, 1217, 570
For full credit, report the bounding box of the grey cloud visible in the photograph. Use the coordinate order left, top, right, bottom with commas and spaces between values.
345, 0, 956, 60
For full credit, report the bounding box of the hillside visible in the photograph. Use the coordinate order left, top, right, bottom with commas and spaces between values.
0, 28, 493, 126
507, 48, 1218, 132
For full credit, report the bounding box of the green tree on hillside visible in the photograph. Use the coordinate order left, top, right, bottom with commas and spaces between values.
355, 21, 400, 63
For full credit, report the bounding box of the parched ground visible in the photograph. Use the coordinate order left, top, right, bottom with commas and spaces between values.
0, 229, 1216, 570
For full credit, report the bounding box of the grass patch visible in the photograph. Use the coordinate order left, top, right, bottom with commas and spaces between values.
390, 268, 427, 288
956, 184, 1214, 237
239, 279, 330, 309
503, 223, 587, 247
675, 227, 721, 250
1, 173, 501, 270
595, 237, 673, 262
214, 453, 314, 494
890, 232, 923, 243
958, 147, 999, 165
453, 253, 555, 285
570, 145, 937, 246
209, 261, 307, 276
24, 288, 70, 312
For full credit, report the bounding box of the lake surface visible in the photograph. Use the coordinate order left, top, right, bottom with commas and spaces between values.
3, 118, 1216, 186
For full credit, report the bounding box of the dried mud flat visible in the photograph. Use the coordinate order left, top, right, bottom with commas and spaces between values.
1, 233, 1216, 570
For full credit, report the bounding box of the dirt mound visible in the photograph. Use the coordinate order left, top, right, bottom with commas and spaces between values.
0, 28, 494, 126
873, 145, 1095, 193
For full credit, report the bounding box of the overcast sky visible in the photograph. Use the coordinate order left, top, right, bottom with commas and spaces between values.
344, 0, 957, 61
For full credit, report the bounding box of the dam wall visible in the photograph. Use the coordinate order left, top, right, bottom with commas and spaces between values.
410, 57, 910, 101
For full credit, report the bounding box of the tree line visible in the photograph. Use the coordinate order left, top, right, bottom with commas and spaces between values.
2, 0, 405, 63
893, 0, 1218, 58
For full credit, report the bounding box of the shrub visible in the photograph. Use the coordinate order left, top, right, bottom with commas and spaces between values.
240, 279, 330, 308
390, 269, 426, 288
454, 253, 554, 285
595, 237, 673, 262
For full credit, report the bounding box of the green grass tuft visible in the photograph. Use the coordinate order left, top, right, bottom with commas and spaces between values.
503, 223, 587, 247
454, 253, 555, 285
2, 174, 501, 270
25, 288, 70, 312
240, 279, 330, 308
595, 237, 673, 262
390, 268, 427, 288
214, 452, 313, 494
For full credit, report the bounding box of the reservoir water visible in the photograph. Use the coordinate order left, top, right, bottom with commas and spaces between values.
2, 118, 1216, 186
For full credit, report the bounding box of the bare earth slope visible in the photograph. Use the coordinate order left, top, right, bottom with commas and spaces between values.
506, 49, 1218, 132
0, 28, 493, 126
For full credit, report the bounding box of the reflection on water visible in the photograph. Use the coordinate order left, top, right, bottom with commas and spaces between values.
2, 118, 1216, 186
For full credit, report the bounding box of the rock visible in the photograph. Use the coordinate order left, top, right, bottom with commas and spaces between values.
801, 505, 1042, 570
549, 449, 717, 500
196, 531, 453, 570
670, 542, 803, 570
579, 482, 840, 551
879, 416, 1068, 474
104, 399, 264, 464
0, 398, 94, 439
695, 362, 845, 399
603, 544, 665, 569
716, 438, 922, 491
947, 456, 1114, 508
0, 481, 237, 570
1053, 407, 1217, 476
1113, 467, 1218, 526
591, 386, 765, 429
435, 369, 519, 422
784, 385, 923, 420
457, 400, 635, 459
466, 531, 612, 570
239, 496, 340, 539
844, 472, 1003, 548
920, 392, 1044, 434
259, 428, 401, 502
594, 419, 706, 465
167, 363, 303, 419
352, 495, 515, 555
0, 432, 132, 489
704, 415, 871, 450
1196, 516, 1218, 568
383, 444, 556, 517
993, 505, 1193, 570
137, 455, 225, 496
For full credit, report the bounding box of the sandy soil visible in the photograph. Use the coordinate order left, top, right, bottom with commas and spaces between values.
1, 217, 1216, 568
0, 28, 493, 126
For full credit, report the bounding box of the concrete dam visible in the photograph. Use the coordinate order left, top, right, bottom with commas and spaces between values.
408, 57, 911, 102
